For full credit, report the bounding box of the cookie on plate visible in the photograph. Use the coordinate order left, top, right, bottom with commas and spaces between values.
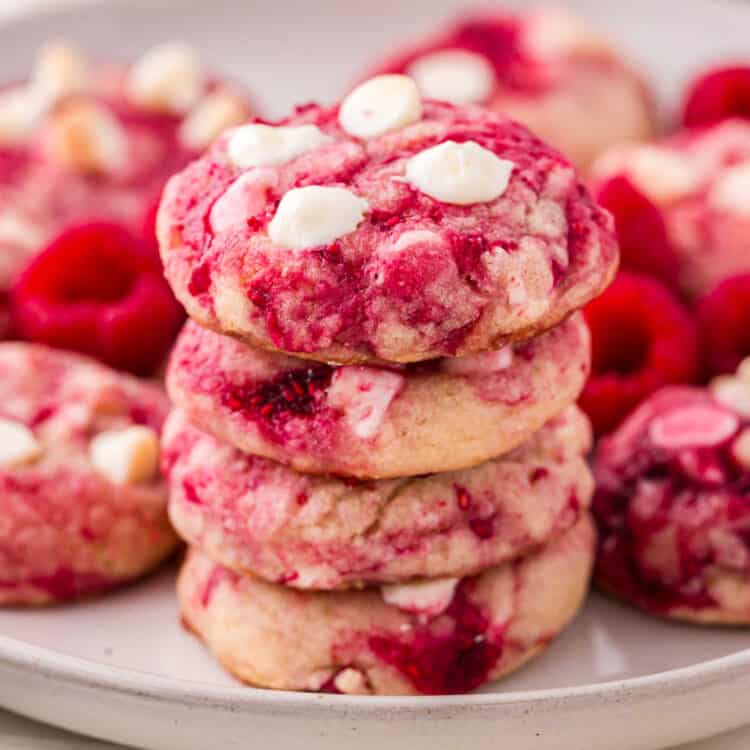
166, 313, 589, 478
179, 515, 595, 695
594, 374, 750, 625
363, 6, 655, 170
164, 405, 592, 589
0, 343, 177, 605
158, 88, 617, 364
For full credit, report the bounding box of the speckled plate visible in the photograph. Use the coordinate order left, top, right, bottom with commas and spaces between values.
1, 1, 750, 748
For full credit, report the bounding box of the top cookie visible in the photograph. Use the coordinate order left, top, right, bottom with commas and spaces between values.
158, 84, 617, 364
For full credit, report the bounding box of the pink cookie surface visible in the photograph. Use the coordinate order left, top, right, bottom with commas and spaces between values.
179, 515, 595, 695
158, 99, 617, 364
164, 406, 592, 590
166, 313, 590, 478
0, 343, 177, 605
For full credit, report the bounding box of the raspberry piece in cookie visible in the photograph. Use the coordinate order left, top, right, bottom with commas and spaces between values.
163, 406, 592, 589
591, 119, 750, 298
0, 342, 177, 605
580, 272, 700, 436
159, 87, 617, 364
362, 6, 655, 170
593, 381, 750, 624
683, 65, 750, 128
179, 515, 594, 695
166, 314, 590, 478
11, 222, 184, 375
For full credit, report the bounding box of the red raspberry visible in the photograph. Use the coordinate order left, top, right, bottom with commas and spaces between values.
10, 222, 184, 375
580, 272, 700, 435
698, 273, 750, 376
683, 66, 750, 127
594, 175, 678, 288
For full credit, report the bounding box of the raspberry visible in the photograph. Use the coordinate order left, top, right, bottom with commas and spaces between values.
698, 273, 750, 376
580, 272, 700, 435
10, 222, 184, 375
595, 175, 678, 288
683, 66, 750, 127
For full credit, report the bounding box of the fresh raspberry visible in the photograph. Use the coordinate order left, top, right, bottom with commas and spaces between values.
580, 271, 700, 435
683, 66, 750, 127
698, 273, 750, 376
10, 222, 184, 375
594, 175, 678, 288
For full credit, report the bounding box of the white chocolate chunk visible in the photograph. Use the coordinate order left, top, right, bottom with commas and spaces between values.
339, 74, 422, 138
381, 577, 459, 616
711, 376, 750, 418
333, 668, 369, 695
441, 347, 513, 375
628, 146, 702, 203
47, 101, 128, 175
268, 186, 368, 250
179, 90, 249, 151
408, 50, 496, 105
0, 418, 41, 468
89, 426, 159, 485
649, 405, 739, 450
127, 42, 203, 114
0, 86, 47, 145
32, 40, 89, 103
327, 366, 404, 439
405, 140, 514, 205
0, 212, 44, 249
210, 168, 278, 233
709, 161, 750, 216
227, 123, 331, 168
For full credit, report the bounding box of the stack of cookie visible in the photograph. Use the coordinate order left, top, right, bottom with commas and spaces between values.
157, 75, 618, 695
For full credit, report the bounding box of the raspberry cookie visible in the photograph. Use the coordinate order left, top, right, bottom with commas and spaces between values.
0, 40, 252, 335
158, 87, 617, 364
364, 7, 655, 170
167, 314, 589, 478
179, 515, 594, 695
594, 380, 750, 624
164, 406, 592, 590
0, 343, 177, 605
592, 119, 750, 298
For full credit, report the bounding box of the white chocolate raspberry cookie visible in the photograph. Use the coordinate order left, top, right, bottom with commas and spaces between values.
166, 314, 589, 478
0, 343, 177, 605
178, 515, 595, 695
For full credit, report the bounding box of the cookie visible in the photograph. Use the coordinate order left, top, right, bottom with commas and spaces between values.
363, 6, 655, 170
166, 313, 589, 478
164, 405, 592, 590
592, 119, 750, 298
0, 343, 177, 605
594, 376, 750, 625
158, 90, 617, 364
178, 515, 595, 695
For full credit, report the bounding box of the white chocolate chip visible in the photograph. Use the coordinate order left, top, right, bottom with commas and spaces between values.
179, 90, 249, 151
339, 74, 422, 138
210, 168, 278, 233
711, 376, 750, 418
268, 186, 368, 250
709, 161, 750, 216
327, 367, 403, 439
227, 123, 331, 168
127, 42, 203, 114
408, 50, 496, 105
0, 86, 47, 145
628, 146, 702, 203
0, 212, 44, 249
0, 418, 41, 468
89, 426, 159, 485
732, 428, 750, 469
405, 140, 514, 206
32, 40, 89, 104
333, 668, 369, 695
441, 347, 513, 375
47, 101, 128, 175
649, 405, 739, 450
381, 577, 459, 616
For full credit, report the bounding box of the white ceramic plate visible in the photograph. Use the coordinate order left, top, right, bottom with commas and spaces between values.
2, 1, 750, 748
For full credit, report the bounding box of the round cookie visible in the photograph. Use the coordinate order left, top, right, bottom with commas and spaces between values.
592, 119, 750, 299
167, 313, 590, 478
593, 377, 750, 625
0, 40, 252, 335
163, 406, 592, 590
158, 89, 617, 365
0, 342, 177, 605
178, 514, 595, 695
363, 6, 655, 171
